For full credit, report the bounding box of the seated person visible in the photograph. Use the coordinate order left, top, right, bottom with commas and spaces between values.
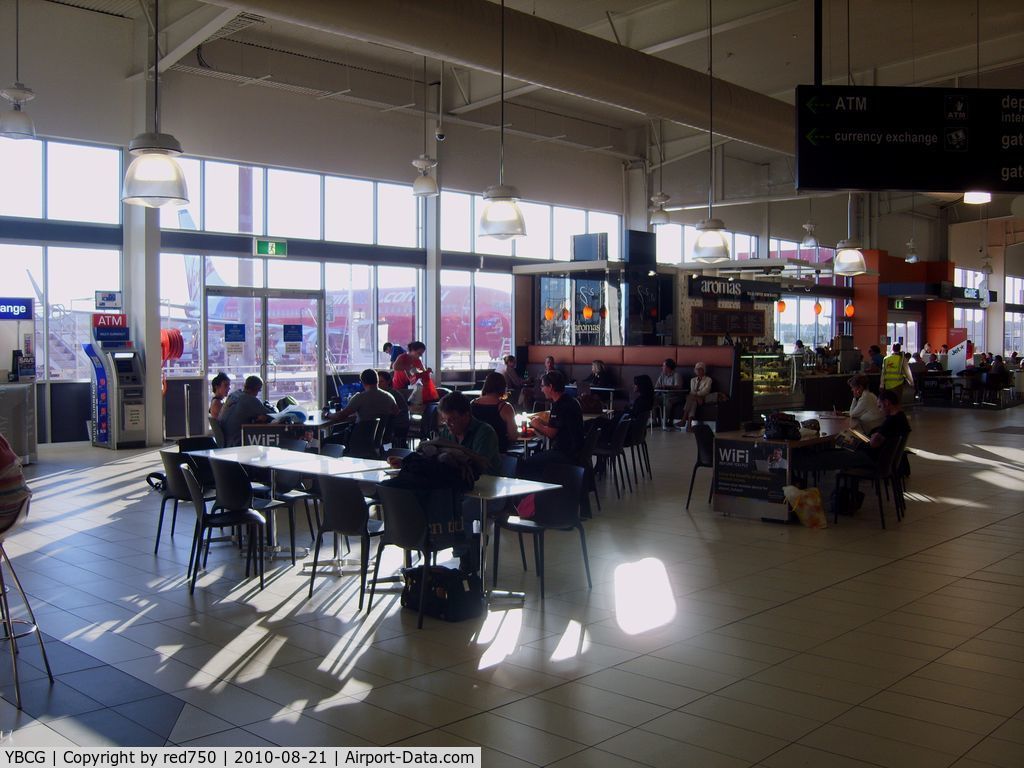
497, 354, 526, 403
471, 372, 519, 454
219, 375, 273, 447
682, 362, 714, 431
794, 389, 911, 475
392, 340, 428, 389
526, 355, 562, 408
0, 432, 31, 525
327, 368, 398, 425
654, 358, 685, 429
627, 374, 655, 418
582, 359, 613, 388
925, 354, 943, 372
377, 370, 410, 444
436, 392, 500, 475
848, 374, 883, 433
521, 371, 585, 476
209, 371, 231, 420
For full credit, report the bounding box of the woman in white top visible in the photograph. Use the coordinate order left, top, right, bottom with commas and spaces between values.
682, 362, 714, 431
847, 374, 883, 433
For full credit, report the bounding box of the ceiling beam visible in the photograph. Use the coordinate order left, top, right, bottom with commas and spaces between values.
129, 5, 240, 80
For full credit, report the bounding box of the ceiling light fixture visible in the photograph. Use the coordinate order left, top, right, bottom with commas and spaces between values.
0, 0, 36, 140
833, 193, 866, 276
800, 198, 818, 249
479, 0, 525, 240
693, 0, 729, 264
122, 0, 188, 207
963, 191, 991, 205
412, 57, 438, 198
650, 120, 670, 227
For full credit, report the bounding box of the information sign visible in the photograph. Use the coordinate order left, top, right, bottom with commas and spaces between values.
714, 439, 788, 503
797, 85, 1024, 192
691, 307, 766, 337
92, 313, 129, 343
254, 238, 288, 257
0, 298, 32, 320
225, 323, 246, 356
283, 323, 303, 355
95, 291, 123, 309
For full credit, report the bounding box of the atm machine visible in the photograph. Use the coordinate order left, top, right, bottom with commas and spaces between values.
83, 312, 147, 449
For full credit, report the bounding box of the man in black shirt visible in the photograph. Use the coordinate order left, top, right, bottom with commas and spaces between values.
521, 371, 584, 474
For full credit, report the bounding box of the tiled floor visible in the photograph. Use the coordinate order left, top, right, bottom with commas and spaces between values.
3, 406, 1023, 766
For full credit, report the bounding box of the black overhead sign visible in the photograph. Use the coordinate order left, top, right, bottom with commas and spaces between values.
796, 85, 1024, 192
688, 275, 780, 302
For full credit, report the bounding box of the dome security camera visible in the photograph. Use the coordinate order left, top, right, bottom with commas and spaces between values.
434, 123, 446, 142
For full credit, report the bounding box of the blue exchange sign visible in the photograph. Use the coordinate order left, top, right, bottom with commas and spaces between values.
0, 298, 33, 320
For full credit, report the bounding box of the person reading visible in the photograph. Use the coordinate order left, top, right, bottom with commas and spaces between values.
219, 375, 273, 447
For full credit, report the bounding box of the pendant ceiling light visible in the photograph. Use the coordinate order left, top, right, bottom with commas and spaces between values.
962, 4, 990, 207
813, 300, 823, 316
963, 191, 991, 205
776, 299, 786, 313
650, 120, 670, 226
800, 198, 818, 248
693, 0, 729, 263
833, 193, 867, 276
905, 193, 919, 263
0, 0, 36, 140
412, 57, 438, 198
479, 0, 525, 240
122, 0, 188, 207
845, 302, 855, 318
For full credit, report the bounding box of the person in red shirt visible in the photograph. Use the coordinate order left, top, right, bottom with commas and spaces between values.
392, 340, 428, 390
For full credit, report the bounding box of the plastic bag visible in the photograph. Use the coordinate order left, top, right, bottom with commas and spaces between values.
420, 369, 440, 403
783, 485, 828, 529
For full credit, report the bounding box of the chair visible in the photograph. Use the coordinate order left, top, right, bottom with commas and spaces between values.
0, 498, 53, 709
209, 459, 287, 589
375, 415, 394, 450
623, 410, 653, 482
408, 403, 438, 447
836, 433, 907, 529
308, 476, 384, 609
177, 435, 218, 489
686, 424, 715, 510
319, 442, 345, 458
593, 418, 632, 499
256, 439, 316, 562
208, 416, 226, 447
344, 418, 382, 459
492, 463, 591, 600
182, 463, 266, 595
576, 425, 601, 514
155, 450, 215, 554
277, 437, 309, 453
369, 485, 457, 628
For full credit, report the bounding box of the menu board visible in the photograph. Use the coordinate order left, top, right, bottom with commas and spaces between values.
691, 307, 765, 337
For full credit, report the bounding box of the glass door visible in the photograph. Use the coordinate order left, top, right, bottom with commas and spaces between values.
267, 294, 321, 412
205, 288, 323, 413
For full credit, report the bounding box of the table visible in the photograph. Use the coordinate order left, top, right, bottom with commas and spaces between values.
588, 386, 618, 410
712, 428, 837, 522
786, 410, 852, 435
240, 413, 335, 451
443, 380, 477, 390
462, 389, 483, 399
345, 469, 560, 601
187, 446, 389, 558
654, 388, 684, 431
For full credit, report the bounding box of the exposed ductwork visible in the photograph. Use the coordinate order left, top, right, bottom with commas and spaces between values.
201, 0, 796, 155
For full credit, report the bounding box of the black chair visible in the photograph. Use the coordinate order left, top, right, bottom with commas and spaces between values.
277, 437, 309, 453
209, 459, 287, 589
0, 498, 53, 709
369, 485, 455, 628
492, 463, 591, 600
344, 418, 382, 459
178, 435, 218, 488
375, 415, 394, 450
319, 442, 345, 458
182, 463, 266, 594
836, 433, 908, 529
623, 410, 653, 481
208, 417, 226, 447
408, 403, 438, 447
686, 424, 715, 510
156, 450, 215, 554
593, 418, 632, 499
308, 476, 384, 609
576, 425, 601, 514
257, 439, 316, 563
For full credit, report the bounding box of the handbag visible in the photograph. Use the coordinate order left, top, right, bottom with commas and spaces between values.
400, 565, 483, 622
764, 412, 801, 441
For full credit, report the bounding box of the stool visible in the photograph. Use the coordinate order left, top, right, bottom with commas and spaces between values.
0, 499, 54, 709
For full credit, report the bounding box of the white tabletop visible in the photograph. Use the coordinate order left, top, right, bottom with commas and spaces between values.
187, 446, 388, 476
279, 454, 390, 477
341, 471, 560, 501
187, 445, 304, 466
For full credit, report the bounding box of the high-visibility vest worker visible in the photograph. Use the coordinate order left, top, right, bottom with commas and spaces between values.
882, 346, 907, 390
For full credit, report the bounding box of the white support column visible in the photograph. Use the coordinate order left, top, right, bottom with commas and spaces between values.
423, 138, 441, 373
623, 161, 649, 234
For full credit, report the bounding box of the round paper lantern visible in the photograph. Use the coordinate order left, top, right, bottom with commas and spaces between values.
776, 300, 786, 313
561, 308, 570, 321
845, 303, 855, 318
544, 307, 555, 321
598, 306, 608, 319
582, 305, 594, 319
649, 308, 658, 318
813, 301, 822, 315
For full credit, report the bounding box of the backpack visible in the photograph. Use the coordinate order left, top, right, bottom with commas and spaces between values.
400, 565, 483, 622
392, 440, 484, 493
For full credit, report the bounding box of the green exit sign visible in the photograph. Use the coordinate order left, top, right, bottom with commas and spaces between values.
893, 299, 905, 310
253, 238, 288, 257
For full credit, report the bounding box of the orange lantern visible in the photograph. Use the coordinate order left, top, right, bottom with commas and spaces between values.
776, 299, 786, 313
845, 303, 855, 318
813, 300, 822, 315
598, 306, 608, 319
561, 308, 570, 321
544, 307, 555, 321
582, 305, 594, 319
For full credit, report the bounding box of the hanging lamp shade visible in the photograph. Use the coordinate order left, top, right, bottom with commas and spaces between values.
905, 237, 919, 264
776, 299, 786, 313
650, 207, 670, 226
412, 154, 439, 198
813, 300, 822, 316
800, 221, 818, 248
963, 191, 991, 205
560, 307, 570, 321
693, 218, 730, 263
543, 306, 555, 321
845, 303, 855, 318
0, 101, 35, 140
480, 184, 526, 239
598, 306, 608, 319
833, 239, 867, 276
122, 132, 189, 208
582, 305, 594, 319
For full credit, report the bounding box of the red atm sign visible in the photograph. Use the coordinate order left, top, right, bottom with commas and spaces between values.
93, 313, 129, 342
